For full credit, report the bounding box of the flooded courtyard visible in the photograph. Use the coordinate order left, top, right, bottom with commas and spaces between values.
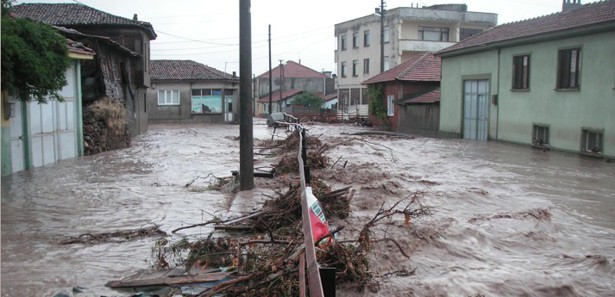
2, 120, 614, 296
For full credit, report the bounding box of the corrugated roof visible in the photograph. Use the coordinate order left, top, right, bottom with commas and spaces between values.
398, 88, 441, 105
257, 89, 303, 103
12, 3, 157, 39
150, 60, 237, 81
257, 61, 327, 79
437, 0, 615, 56
363, 53, 441, 84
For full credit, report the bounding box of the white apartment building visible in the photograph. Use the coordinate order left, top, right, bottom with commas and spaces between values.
334, 4, 497, 117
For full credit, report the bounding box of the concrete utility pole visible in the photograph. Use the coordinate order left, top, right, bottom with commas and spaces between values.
279, 60, 284, 112
239, 0, 254, 190
379, 0, 386, 73
268, 24, 272, 115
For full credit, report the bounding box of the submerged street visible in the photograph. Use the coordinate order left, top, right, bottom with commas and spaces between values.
2, 121, 614, 297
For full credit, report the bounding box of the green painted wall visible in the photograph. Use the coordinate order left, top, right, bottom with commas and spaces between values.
439, 50, 499, 135
440, 30, 615, 157
497, 31, 615, 156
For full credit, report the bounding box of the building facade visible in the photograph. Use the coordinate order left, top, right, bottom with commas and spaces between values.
255, 61, 335, 117
13, 3, 157, 137
334, 4, 497, 117
148, 60, 239, 124
437, 0, 615, 158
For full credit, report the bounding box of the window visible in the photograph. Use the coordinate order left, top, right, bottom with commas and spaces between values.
341, 62, 347, 77
582, 129, 603, 154
158, 90, 179, 105
557, 48, 581, 89
364, 30, 370, 46
363, 58, 370, 74
383, 26, 390, 43
384, 56, 390, 71
352, 32, 359, 48
513, 55, 531, 90
419, 27, 449, 41
387, 95, 394, 116
352, 60, 358, 77
341, 34, 347, 51
191, 89, 222, 113
351, 88, 360, 105
532, 125, 549, 146
460, 28, 483, 40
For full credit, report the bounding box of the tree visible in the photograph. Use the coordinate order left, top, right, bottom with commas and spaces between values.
1, 0, 70, 103
292, 92, 324, 109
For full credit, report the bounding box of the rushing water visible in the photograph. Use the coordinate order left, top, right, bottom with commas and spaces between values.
2, 122, 614, 297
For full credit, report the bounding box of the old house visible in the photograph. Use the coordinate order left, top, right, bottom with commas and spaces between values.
13, 3, 157, 137
1, 40, 95, 176
436, 0, 615, 158
335, 4, 497, 118
363, 53, 441, 132
148, 60, 239, 123
255, 61, 335, 117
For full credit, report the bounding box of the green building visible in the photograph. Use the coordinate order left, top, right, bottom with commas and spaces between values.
436, 0, 615, 158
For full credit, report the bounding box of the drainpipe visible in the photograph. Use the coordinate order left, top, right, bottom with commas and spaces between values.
75, 61, 85, 157
496, 48, 501, 140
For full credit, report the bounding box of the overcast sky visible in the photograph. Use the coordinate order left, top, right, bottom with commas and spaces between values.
16, 0, 599, 76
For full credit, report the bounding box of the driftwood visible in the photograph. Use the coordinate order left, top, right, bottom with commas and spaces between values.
59, 225, 165, 245
106, 271, 235, 288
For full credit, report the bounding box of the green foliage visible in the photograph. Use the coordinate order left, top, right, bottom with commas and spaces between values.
367, 84, 390, 128
1, 10, 70, 103
291, 92, 324, 109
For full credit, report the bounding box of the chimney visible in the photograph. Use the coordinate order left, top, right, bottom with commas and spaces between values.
562, 0, 582, 12
133, 14, 138, 21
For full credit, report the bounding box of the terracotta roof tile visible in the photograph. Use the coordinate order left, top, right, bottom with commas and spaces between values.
257, 61, 327, 79
437, 0, 615, 56
398, 88, 440, 104
12, 3, 156, 39
66, 38, 95, 57
151, 60, 237, 81
257, 89, 303, 103
363, 53, 441, 84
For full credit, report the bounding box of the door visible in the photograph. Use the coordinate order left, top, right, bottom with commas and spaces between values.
463, 80, 489, 140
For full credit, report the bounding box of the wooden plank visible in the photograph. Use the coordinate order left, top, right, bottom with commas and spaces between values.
106, 271, 234, 288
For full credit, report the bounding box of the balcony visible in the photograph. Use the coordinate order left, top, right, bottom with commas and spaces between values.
399, 39, 455, 53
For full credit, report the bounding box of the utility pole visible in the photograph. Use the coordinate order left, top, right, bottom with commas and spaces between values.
379, 0, 386, 73
239, 0, 254, 190
268, 24, 272, 115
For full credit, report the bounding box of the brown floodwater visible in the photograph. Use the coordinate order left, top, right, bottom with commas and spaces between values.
2, 121, 614, 297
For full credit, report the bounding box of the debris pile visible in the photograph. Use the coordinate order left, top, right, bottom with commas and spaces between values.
103, 128, 432, 296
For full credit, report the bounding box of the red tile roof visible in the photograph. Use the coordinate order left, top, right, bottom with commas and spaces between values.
398, 88, 440, 105
437, 0, 615, 56
257, 61, 327, 79
12, 3, 156, 39
362, 53, 441, 84
151, 60, 237, 81
257, 89, 303, 103
323, 93, 338, 102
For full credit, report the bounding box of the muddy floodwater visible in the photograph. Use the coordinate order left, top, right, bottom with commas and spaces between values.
2, 121, 614, 297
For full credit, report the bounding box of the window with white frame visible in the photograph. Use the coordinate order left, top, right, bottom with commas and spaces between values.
352, 60, 358, 77
387, 95, 394, 116
383, 26, 390, 43
158, 90, 180, 105
582, 129, 603, 154
363, 58, 370, 74
532, 125, 549, 146
352, 32, 359, 48
341, 34, 347, 51
341, 61, 347, 77
384, 56, 390, 71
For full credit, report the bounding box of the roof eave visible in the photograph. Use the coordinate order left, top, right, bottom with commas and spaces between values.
437, 21, 615, 58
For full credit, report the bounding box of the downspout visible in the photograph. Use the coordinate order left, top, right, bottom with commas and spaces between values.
496, 48, 501, 140
75, 61, 85, 157
21, 100, 31, 170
